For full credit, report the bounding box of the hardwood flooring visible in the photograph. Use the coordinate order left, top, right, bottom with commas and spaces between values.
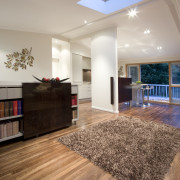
0, 102, 180, 180
119, 102, 180, 128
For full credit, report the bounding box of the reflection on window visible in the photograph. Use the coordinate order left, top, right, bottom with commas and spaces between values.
128, 66, 139, 83
172, 63, 180, 84
171, 87, 180, 104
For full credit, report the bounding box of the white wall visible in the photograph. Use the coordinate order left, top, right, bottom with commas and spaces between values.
52, 42, 71, 81
91, 27, 118, 113
0, 29, 52, 82
61, 43, 71, 81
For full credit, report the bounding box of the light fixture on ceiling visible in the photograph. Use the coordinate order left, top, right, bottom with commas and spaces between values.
124, 44, 130, 48
84, 20, 88, 24
128, 8, 138, 18
157, 46, 162, 50
77, 0, 143, 14
144, 29, 151, 34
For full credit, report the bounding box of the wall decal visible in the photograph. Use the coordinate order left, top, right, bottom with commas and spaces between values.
4, 47, 34, 71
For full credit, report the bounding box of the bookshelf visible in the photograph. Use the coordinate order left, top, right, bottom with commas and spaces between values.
0, 83, 79, 141
71, 85, 79, 122
0, 85, 23, 142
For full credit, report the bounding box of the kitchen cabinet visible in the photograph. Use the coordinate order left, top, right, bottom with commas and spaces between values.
82, 57, 91, 69
78, 84, 91, 99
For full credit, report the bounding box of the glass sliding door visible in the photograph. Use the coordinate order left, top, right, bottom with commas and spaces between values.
170, 63, 180, 104
127, 65, 140, 83
141, 63, 169, 103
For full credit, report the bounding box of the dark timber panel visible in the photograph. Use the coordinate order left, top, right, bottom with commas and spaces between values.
118, 78, 132, 103
23, 83, 72, 139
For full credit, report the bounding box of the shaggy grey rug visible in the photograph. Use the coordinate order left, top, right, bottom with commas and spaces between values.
59, 116, 180, 180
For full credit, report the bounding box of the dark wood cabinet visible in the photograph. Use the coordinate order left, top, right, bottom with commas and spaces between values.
118, 78, 132, 103
23, 83, 72, 139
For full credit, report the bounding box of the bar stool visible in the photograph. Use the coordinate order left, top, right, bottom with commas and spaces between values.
141, 85, 153, 107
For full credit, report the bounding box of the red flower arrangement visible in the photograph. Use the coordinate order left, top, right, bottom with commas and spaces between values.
42, 77, 60, 83
33, 75, 69, 83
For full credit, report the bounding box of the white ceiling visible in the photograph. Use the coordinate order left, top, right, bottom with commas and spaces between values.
0, 0, 180, 60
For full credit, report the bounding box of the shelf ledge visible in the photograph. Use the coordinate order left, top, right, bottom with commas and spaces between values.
0, 115, 23, 122
0, 132, 23, 142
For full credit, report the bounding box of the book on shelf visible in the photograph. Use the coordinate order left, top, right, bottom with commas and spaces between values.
0, 124, 4, 139
0, 100, 22, 119
0, 102, 5, 118
0, 121, 20, 139
6, 122, 13, 137
13, 101, 18, 116
3, 123, 7, 138
4, 102, 9, 117
72, 109, 78, 119
12, 121, 19, 136
18, 100, 22, 115
72, 95, 77, 106
9, 101, 13, 116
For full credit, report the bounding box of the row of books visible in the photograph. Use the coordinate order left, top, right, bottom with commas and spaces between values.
72, 95, 77, 106
0, 121, 19, 139
0, 100, 22, 118
72, 109, 78, 119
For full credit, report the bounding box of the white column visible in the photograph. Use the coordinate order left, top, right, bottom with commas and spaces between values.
91, 27, 119, 113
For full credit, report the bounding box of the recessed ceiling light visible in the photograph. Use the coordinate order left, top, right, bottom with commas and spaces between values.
157, 46, 162, 50
124, 44, 130, 48
77, 0, 143, 14
84, 20, 87, 24
128, 8, 138, 18
144, 29, 151, 34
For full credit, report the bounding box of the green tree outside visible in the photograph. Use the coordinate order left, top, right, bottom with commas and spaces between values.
141, 63, 169, 85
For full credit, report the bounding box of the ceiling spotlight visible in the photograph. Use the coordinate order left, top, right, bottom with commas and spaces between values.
124, 44, 130, 48
157, 46, 162, 50
144, 29, 151, 34
128, 8, 138, 18
84, 20, 87, 24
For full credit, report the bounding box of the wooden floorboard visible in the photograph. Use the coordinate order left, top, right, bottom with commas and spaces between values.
0, 102, 180, 180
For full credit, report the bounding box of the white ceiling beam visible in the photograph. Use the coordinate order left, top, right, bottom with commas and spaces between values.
164, 0, 180, 34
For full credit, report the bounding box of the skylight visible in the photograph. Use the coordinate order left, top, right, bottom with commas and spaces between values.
77, 0, 143, 14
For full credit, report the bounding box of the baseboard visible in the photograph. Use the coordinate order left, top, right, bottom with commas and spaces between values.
92, 106, 119, 114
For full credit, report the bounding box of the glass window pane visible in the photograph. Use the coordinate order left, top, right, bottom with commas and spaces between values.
171, 87, 180, 104
128, 66, 138, 83
172, 63, 180, 84
141, 63, 169, 84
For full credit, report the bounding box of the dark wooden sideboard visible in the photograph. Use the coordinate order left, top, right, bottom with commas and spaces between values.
23, 83, 72, 139
118, 77, 132, 103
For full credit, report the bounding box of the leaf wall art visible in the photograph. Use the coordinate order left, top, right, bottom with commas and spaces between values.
4, 47, 34, 71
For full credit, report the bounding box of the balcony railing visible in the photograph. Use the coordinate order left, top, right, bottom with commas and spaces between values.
144, 84, 180, 99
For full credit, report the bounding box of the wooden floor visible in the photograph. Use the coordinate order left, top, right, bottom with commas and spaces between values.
0, 102, 180, 180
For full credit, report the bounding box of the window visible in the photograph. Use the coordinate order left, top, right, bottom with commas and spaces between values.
171, 63, 180, 85
127, 65, 139, 83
